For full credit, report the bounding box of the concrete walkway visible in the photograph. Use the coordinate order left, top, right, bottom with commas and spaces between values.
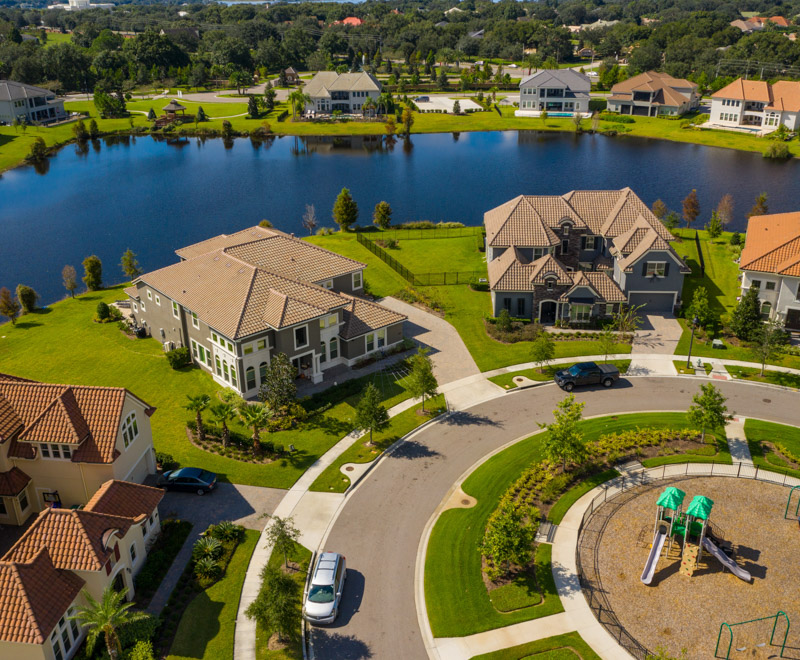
725, 416, 753, 464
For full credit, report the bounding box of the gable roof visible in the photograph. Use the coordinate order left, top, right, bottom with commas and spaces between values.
0, 80, 53, 102
740, 211, 800, 276
84, 480, 164, 521
519, 69, 591, 92
610, 218, 690, 273
610, 71, 696, 98
559, 272, 626, 302
304, 71, 381, 97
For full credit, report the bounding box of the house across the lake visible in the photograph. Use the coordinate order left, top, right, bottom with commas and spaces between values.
607, 71, 699, 117
708, 78, 800, 133
303, 71, 382, 115
516, 69, 591, 117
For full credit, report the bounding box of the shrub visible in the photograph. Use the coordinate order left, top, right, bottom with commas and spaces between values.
277, 109, 289, 122
470, 280, 489, 292
156, 452, 178, 471
194, 556, 222, 580
128, 640, 155, 660
599, 112, 634, 123
210, 520, 244, 543
15, 284, 38, 313
764, 141, 791, 159
193, 536, 223, 562
730, 232, 742, 246
117, 613, 159, 651
95, 301, 110, 320
274, 443, 284, 454
165, 346, 191, 369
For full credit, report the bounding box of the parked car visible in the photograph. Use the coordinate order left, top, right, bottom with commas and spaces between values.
157, 467, 217, 494
554, 362, 620, 391
303, 552, 347, 624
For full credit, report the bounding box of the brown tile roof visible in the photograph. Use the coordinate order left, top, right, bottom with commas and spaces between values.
0, 468, 31, 497
484, 196, 564, 247
84, 480, 163, 521
767, 81, 800, 112
712, 78, 771, 102
175, 225, 283, 259
340, 295, 406, 340
612, 220, 690, 273
610, 71, 696, 107
559, 272, 626, 302
3, 508, 133, 572
529, 253, 573, 285
740, 212, 800, 276
0, 548, 84, 645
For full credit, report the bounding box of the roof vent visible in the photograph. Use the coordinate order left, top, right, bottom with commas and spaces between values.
213, 256, 220, 261
290, 233, 295, 238
225, 262, 231, 268
238, 268, 245, 273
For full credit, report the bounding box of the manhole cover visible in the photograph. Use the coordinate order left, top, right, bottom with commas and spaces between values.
461, 499, 470, 505
345, 466, 354, 472
763, 398, 772, 403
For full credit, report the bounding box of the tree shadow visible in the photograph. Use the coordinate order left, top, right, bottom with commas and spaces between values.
302, 415, 353, 436
310, 631, 373, 659
440, 411, 498, 427
388, 439, 441, 460
549, 560, 581, 598
10, 320, 43, 330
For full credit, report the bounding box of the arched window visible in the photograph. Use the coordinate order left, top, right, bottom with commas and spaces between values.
230, 365, 237, 387
259, 361, 268, 383
215, 356, 222, 377
246, 366, 256, 390
223, 362, 229, 382
761, 301, 772, 320
329, 337, 339, 360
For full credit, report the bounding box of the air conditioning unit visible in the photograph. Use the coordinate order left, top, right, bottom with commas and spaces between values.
162, 341, 175, 352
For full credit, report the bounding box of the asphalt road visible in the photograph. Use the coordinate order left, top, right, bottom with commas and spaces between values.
310, 378, 800, 660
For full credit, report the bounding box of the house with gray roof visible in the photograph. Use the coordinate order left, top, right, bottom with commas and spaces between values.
125, 226, 406, 394
303, 71, 382, 115
516, 69, 591, 117
485, 188, 690, 322
0, 80, 66, 125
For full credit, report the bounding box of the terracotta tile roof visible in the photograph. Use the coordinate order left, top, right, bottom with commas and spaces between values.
610, 71, 696, 106
0, 548, 84, 645
712, 78, 771, 102
84, 480, 163, 521
559, 272, 626, 302
0, 467, 31, 497
741, 212, 800, 276
18, 388, 90, 446
175, 225, 284, 260
3, 508, 133, 572
767, 81, 800, 112
612, 220, 690, 273
340, 295, 406, 340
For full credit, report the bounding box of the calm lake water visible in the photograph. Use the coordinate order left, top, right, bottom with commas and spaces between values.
2, 130, 799, 305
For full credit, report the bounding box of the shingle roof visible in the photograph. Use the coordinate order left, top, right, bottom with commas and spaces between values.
767, 81, 800, 112
3, 508, 133, 572
84, 480, 163, 522
0, 468, 31, 497
340, 295, 406, 340
519, 69, 591, 92
740, 211, 800, 276
610, 71, 696, 106
304, 71, 381, 97
0, 80, 54, 102
0, 548, 84, 645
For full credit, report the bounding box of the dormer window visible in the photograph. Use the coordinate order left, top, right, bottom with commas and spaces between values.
546, 278, 555, 291
561, 224, 570, 236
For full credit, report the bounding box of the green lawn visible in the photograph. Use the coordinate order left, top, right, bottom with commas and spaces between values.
744, 419, 800, 479
309, 395, 446, 493
547, 469, 619, 524
0, 287, 414, 488
672, 360, 713, 375
487, 544, 554, 613
489, 361, 631, 389
385, 236, 487, 275
425, 412, 728, 638
167, 529, 259, 660
726, 365, 800, 389
469, 632, 602, 660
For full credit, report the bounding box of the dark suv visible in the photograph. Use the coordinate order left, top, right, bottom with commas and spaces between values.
554, 362, 620, 391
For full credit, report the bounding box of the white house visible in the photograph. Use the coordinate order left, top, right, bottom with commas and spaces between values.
516, 69, 591, 117
0, 81, 66, 125
740, 211, 800, 331
709, 78, 800, 132
303, 72, 382, 116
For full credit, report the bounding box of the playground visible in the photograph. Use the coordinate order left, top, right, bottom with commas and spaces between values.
578, 476, 799, 658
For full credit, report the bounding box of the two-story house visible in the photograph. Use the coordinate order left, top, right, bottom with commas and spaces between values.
607, 71, 699, 117
0, 479, 163, 660
0, 80, 66, 125
516, 69, 591, 117
303, 71, 382, 115
710, 78, 800, 132
485, 188, 689, 322
739, 211, 800, 331
126, 226, 406, 396
0, 374, 157, 527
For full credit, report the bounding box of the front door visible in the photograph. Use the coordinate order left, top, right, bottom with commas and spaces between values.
540, 301, 557, 324
786, 308, 800, 331
112, 571, 125, 594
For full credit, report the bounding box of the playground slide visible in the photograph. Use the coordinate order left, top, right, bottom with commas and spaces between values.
640, 530, 667, 585
702, 538, 752, 582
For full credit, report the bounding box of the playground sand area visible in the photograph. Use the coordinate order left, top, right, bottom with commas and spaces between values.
580, 477, 799, 658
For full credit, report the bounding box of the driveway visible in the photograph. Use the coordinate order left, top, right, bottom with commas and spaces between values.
380, 297, 480, 385
632, 313, 683, 354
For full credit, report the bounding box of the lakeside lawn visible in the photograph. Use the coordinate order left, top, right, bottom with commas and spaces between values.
382, 236, 487, 275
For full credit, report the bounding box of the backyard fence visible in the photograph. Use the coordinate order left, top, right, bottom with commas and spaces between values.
361, 226, 484, 240
694, 230, 706, 277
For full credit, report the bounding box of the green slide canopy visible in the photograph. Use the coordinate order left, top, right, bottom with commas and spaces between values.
657, 487, 686, 511
687, 495, 714, 520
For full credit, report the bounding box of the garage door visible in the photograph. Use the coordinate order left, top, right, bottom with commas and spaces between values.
125, 450, 152, 484
628, 293, 675, 313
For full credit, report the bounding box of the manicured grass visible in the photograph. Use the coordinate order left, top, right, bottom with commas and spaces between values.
425, 412, 728, 638
547, 469, 619, 524
469, 632, 602, 660
309, 395, 446, 493
672, 360, 713, 375
0, 287, 414, 488
255, 540, 312, 660
487, 544, 553, 612
387, 236, 487, 275
489, 360, 631, 389
744, 419, 800, 479
726, 365, 800, 389
167, 529, 259, 660
134, 519, 193, 606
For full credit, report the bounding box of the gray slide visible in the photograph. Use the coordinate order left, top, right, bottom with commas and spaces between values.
703, 538, 752, 582
641, 529, 667, 585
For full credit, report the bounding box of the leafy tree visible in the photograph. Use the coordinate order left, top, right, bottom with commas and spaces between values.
247, 95, 259, 118
437, 68, 449, 90
332, 187, 358, 232
82, 255, 103, 291
716, 194, 734, 227
752, 319, 787, 376
301, 204, 317, 235
185, 393, 211, 443
62, 265, 78, 298
664, 211, 680, 232
354, 382, 390, 445
264, 515, 301, 569
401, 107, 414, 137
259, 219, 273, 228
539, 394, 586, 472
27, 137, 48, 162
598, 328, 618, 363
258, 352, 297, 411
540, 109, 548, 125
0, 288, 21, 325
147, 108, 156, 121
530, 332, 555, 373
651, 199, 667, 220
15, 285, 38, 314
245, 565, 302, 643
730, 232, 742, 246
480, 499, 535, 579
496, 308, 512, 332
688, 286, 713, 329
407, 348, 438, 412
263, 87, 277, 111
730, 285, 761, 340
221, 120, 233, 139
120, 249, 142, 279
705, 211, 723, 239
747, 192, 768, 219
94, 90, 126, 118
682, 189, 699, 229
373, 201, 392, 230
239, 402, 273, 454
69, 587, 148, 660
210, 402, 236, 448
96, 302, 110, 321
687, 383, 729, 443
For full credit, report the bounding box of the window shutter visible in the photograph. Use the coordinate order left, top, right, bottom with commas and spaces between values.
580, 236, 586, 250
663, 262, 670, 277
642, 262, 648, 276
114, 544, 120, 561
105, 561, 111, 575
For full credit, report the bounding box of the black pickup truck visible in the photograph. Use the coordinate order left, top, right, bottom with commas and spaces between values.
553, 362, 620, 391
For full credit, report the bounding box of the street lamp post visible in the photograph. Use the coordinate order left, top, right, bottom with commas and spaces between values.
686, 315, 700, 369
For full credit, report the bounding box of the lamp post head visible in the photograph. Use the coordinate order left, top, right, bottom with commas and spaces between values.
692, 315, 699, 327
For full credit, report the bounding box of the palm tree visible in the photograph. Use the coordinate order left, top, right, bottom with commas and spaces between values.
377, 91, 393, 116
210, 402, 236, 448
524, 53, 542, 75
185, 394, 211, 443
238, 402, 273, 454
362, 97, 377, 118
288, 90, 311, 119
70, 587, 148, 660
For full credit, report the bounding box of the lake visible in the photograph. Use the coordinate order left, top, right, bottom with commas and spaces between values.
2, 130, 799, 306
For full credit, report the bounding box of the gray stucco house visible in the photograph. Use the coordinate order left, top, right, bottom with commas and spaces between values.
125, 226, 406, 397
303, 71, 382, 115
516, 69, 591, 117
485, 188, 689, 323
0, 80, 66, 125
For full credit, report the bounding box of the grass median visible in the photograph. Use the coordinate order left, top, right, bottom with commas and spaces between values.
726, 365, 800, 389
489, 360, 631, 390
744, 419, 800, 479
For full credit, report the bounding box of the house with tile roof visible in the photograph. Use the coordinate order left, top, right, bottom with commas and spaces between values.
126, 226, 406, 393
516, 69, 591, 117
0, 375, 157, 527
303, 71, 382, 115
710, 78, 800, 132
0, 479, 163, 660
607, 71, 699, 117
0, 80, 66, 126
485, 188, 690, 322
739, 211, 800, 331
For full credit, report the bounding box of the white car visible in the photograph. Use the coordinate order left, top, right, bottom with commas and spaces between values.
303, 552, 347, 624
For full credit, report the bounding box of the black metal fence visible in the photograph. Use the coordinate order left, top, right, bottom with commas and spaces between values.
365, 227, 484, 241
694, 230, 706, 277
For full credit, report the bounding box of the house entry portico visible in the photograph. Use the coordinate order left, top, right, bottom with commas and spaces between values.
292, 351, 321, 383
540, 300, 558, 323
